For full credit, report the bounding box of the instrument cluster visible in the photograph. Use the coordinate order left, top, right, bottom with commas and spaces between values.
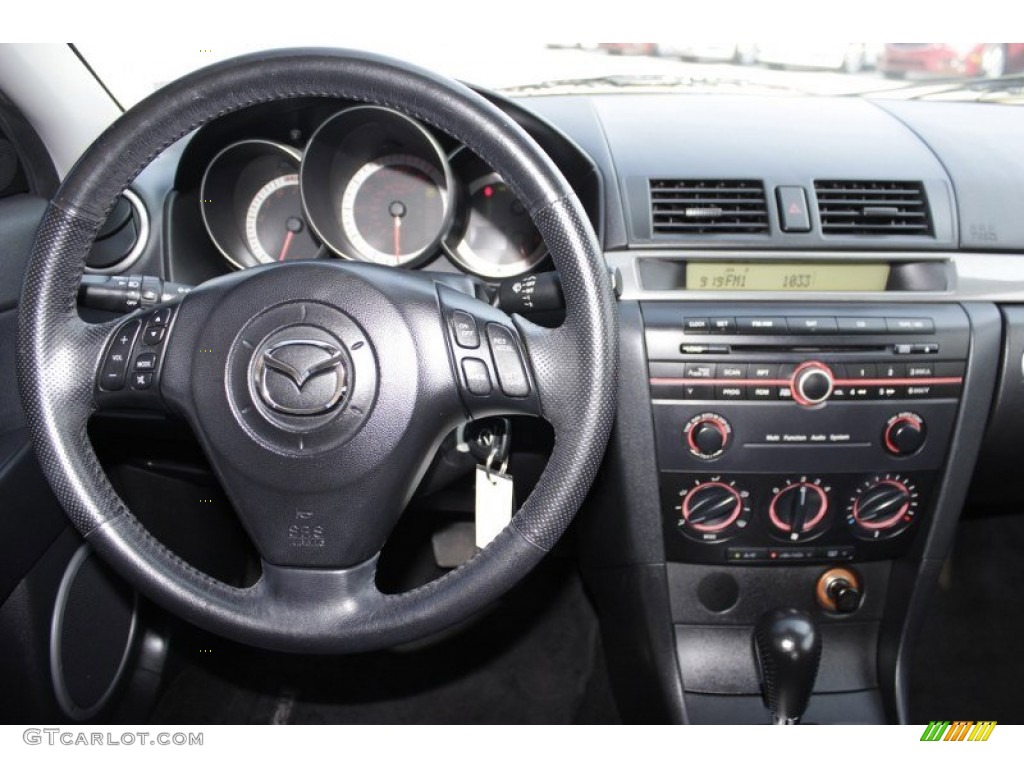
199, 106, 548, 280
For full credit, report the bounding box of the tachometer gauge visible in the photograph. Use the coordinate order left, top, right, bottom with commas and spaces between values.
245, 174, 320, 263
340, 154, 446, 266
201, 139, 322, 269
301, 106, 454, 267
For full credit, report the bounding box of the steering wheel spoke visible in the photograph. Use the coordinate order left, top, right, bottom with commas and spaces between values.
93, 302, 181, 412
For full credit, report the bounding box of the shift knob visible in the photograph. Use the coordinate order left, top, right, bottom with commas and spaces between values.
753, 608, 822, 724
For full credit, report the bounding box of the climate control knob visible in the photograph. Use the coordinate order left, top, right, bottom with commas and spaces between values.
684, 413, 732, 459
769, 480, 830, 541
846, 475, 919, 540
884, 412, 926, 456
675, 477, 752, 542
792, 362, 834, 406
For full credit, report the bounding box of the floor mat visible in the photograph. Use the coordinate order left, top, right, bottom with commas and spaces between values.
149, 559, 618, 724
909, 512, 1024, 723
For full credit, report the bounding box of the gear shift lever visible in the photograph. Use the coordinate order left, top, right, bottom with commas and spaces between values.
753, 608, 822, 724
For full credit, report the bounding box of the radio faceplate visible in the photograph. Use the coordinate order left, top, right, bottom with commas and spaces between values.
642, 303, 969, 565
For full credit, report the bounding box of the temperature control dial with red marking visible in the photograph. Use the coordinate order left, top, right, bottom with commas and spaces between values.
883, 412, 926, 456
675, 477, 752, 542
846, 475, 919, 540
684, 413, 732, 459
768, 478, 831, 542
792, 362, 834, 406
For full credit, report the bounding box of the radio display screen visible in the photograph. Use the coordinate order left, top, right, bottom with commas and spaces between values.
685, 262, 890, 292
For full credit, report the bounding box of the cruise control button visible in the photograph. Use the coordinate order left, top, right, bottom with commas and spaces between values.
130, 372, 153, 390
461, 358, 492, 396
486, 324, 530, 397
451, 310, 480, 349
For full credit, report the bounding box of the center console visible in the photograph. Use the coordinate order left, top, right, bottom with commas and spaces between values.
580, 296, 1001, 725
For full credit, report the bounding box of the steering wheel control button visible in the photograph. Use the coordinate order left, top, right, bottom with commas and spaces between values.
776, 186, 811, 232
791, 361, 834, 406
675, 477, 751, 542
142, 325, 166, 345
768, 479, 831, 542
450, 310, 480, 349
148, 307, 172, 326
884, 412, 926, 456
684, 413, 732, 459
133, 352, 157, 371
98, 319, 141, 391
485, 323, 529, 397
130, 372, 153, 390
461, 358, 492, 396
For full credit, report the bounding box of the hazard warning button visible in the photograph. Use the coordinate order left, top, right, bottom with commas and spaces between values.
776, 186, 811, 233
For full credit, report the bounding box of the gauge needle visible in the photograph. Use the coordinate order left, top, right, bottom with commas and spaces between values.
278, 230, 295, 262
393, 215, 402, 262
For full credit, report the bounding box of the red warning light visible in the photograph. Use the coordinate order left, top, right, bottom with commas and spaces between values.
483, 186, 494, 198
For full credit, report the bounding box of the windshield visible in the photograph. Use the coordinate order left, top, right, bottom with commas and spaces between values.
77, 42, 1024, 108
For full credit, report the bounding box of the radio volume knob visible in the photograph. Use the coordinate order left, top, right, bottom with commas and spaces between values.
685, 414, 732, 459
792, 362, 834, 406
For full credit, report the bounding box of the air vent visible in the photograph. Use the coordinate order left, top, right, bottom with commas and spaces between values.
815, 181, 931, 236
650, 179, 768, 235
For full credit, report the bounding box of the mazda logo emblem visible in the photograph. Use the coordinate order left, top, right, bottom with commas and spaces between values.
254, 339, 347, 416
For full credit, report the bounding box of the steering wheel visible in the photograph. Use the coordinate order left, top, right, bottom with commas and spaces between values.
16, 50, 617, 653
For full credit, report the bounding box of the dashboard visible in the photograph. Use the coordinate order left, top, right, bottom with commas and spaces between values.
65, 76, 1024, 725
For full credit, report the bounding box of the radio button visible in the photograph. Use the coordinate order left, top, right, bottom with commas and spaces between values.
750, 364, 777, 379
837, 317, 887, 334
847, 363, 877, 379
737, 316, 787, 334
879, 363, 905, 378
709, 317, 736, 334
912, 343, 940, 354
684, 362, 716, 379
684, 317, 711, 333
886, 317, 935, 334
682, 384, 715, 400
787, 316, 838, 334
717, 385, 745, 400
719, 364, 747, 379
906, 363, 935, 378
750, 385, 775, 400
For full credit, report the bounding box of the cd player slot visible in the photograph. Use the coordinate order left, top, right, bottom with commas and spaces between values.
731, 345, 888, 354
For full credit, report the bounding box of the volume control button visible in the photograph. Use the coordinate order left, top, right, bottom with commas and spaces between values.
792, 361, 834, 406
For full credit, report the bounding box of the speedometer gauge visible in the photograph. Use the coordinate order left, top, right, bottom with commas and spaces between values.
300, 106, 455, 268
340, 155, 447, 266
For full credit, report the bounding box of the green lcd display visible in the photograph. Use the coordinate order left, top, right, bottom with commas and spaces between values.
686, 262, 890, 292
